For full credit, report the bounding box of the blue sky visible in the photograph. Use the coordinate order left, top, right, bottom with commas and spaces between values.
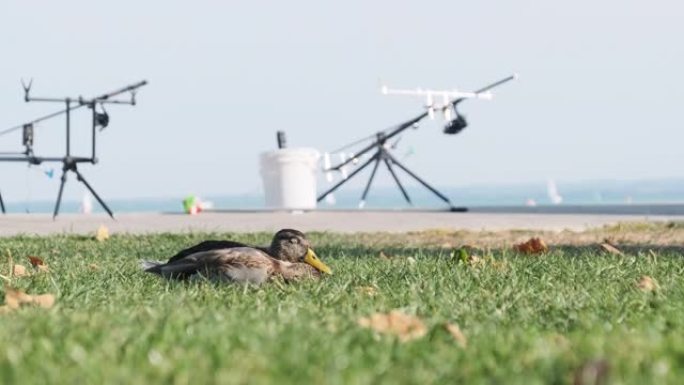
0, 0, 682, 202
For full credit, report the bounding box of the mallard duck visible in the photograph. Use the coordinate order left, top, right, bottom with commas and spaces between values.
143, 229, 332, 283
166, 229, 315, 263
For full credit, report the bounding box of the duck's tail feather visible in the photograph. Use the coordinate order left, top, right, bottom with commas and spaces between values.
141, 260, 166, 274
141, 259, 199, 279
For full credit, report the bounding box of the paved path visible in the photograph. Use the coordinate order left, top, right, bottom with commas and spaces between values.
0, 211, 682, 236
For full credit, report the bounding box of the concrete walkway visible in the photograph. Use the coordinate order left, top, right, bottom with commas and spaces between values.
1, 211, 682, 236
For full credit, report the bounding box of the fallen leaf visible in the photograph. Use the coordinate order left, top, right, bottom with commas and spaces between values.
27, 256, 49, 272
358, 310, 427, 342
490, 259, 510, 272
27, 256, 45, 267
599, 243, 623, 256
30, 294, 55, 309
3, 288, 55, 311
95, 225, 110, 242
88, 263, 100, 271
378, 251, 391, 260
12, 264, 28, 278
467, 255, 485, 267
356, 286, 378, 296
637, 275, 658, 292
603, 237, 619, 247
444, 323, 467, 348
4, 288, 32, 308
513, 238, 548, 254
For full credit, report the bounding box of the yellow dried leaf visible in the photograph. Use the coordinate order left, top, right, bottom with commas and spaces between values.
3, 288, 55, 311
444, 323, 467, 348
12, 264, 29, 278
467, 255, 484, 267
356, 286, 378, 297
358, 310, 427, 342
490, 259, 510, 272
599, 243, 623, 256
603, 238, 619, 248
637, 276, 658, 291
5, 288, 31, 308
513, 238, 548, 254
31, 294, 55, 309
95, 225, 110, 242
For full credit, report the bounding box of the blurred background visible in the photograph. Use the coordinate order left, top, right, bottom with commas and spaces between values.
0, 0, 682, 212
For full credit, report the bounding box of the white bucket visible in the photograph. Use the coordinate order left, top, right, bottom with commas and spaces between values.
259, 148, 320, 210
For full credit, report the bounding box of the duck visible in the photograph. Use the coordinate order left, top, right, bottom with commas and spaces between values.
143, 229, 332, 283
166, 229, 315, 263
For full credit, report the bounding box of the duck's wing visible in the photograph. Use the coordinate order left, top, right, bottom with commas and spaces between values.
151, 247, 275, 284
282, 262, 322, 282
167, 240, 269, 263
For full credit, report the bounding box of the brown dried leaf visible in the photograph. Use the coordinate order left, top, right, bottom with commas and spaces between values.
12, 264, 29, 278
358, 310, 427, 342
513, 237, 548, 254
95, 225, 110, 242
599, 243, 623, 256
637, 275, 658, 292
27, 256, 45, 267
444, 323, 467, 348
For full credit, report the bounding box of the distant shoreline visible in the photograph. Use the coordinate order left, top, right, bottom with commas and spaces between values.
4, 202, 684, 216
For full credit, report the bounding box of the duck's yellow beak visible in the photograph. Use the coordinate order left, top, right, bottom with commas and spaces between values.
304, 248, 332, 275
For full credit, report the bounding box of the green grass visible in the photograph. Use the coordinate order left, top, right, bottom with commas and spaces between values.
1, 231, 683, 384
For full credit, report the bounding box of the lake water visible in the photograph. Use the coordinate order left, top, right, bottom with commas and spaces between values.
3, 180, 683, 214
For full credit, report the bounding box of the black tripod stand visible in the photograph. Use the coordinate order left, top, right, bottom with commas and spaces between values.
0, 80, 147, 218
53, 157, 114, 219
318, 74, 517, 210
318, 111, 465, 211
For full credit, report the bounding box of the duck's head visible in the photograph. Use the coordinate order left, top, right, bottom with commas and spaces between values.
270, 229, 332, 275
